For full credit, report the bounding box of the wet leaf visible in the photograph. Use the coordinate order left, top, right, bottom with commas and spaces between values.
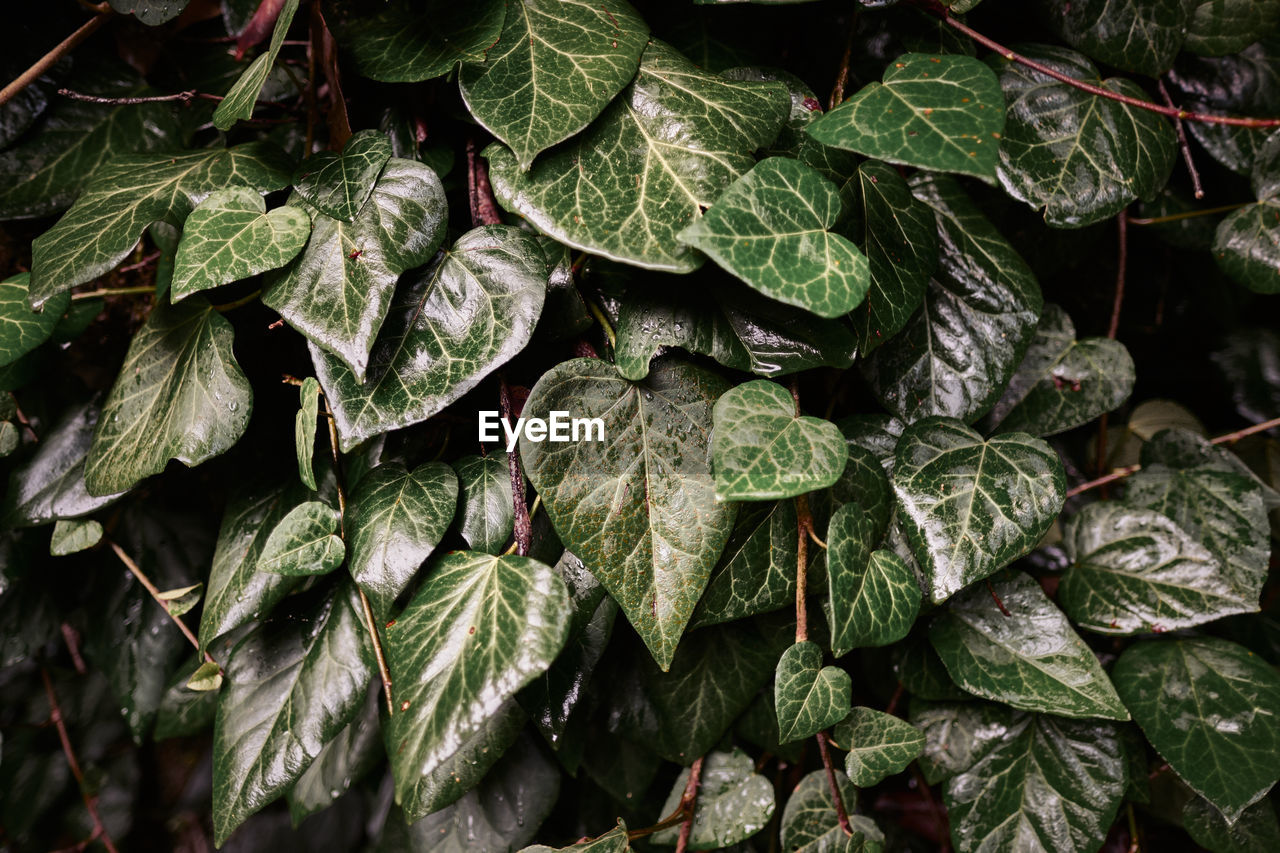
650, 749, 775, 849
690, 500, 802, 629
291, 130, 393, 222
329, 0, 506, 82
258, 501, 345, 576
1042, 0, 1189, 76
775, 641, 852, 743
1185, 0, 1280, 56
212, 0, 298, 130
780, 769, 885, 852
295, 378, 319, 490
831, 707, 925, 787
452, 454, 514, 555
0, 273, 69, 367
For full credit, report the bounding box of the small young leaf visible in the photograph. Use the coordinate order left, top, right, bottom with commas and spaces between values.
258, 501, 345, 576
452, 454, 514, 555
650, 749, 775, 849
155, 582, 203, 617
49, 518, 103, 556
295, 378, 319, 490
212, 0, 299, 131
186, 660, 223, 692
774, 641, 852, 744
831, 706, 925, 787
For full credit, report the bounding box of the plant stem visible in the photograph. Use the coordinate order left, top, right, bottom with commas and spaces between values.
673, 756, 705, 853
827, 10, 859, 110
1108, 213, 1127, 341
815, 731, 854, 836
795, 493, 811, 644
41, 668, 120, 853
1158, 79, 1205, 199
71, 285, 154, 301
467, 137, 503, 228
107, 541, 214, 665
1127, 202, 1250, 225
499, 376, 533, 557
0, 4, 112, 108
57, 88, 208, 105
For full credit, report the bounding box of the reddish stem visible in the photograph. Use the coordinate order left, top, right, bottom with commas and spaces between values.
815, 731, 854, 835
673, 756, 706, 853
42, 669, 120, 853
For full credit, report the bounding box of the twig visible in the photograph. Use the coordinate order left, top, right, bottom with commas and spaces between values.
987, 580, 1012, 617
795, 494, 811, 644
910, 0, 1280, 128
0, 5, 112, 109
58, 87, 209, 105
11, 397, 39, 443
61, 624, 87, 675
815, 731, 854, 835
41, 669, 120, 853
885, 682, 905, 717
499, 376, 533, 557
1126, 802, 1142, 853
827, 10, 859, 110
1108, 213, 1127, 341
467, 137, 503, 228
1127, 202, 1249, 225
108, 541, 215, 665
71, 285, 154, 301
1158, 79, 1205, 199
673, 756, 706, 853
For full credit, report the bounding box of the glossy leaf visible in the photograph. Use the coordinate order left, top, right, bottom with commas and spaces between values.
109, 0, 189, 25
258, 501, 344, 576
650, 749, 775, 849
691, 500, 802, 629
1043, 0, 1189, 76
458, 0, 650, 170
286, 691, 381, 824
521, 357, 735, 670
831, 707, 925, 787
452, 454, 514, 554
1183, 795, 1280, 853
212, 0, 298, 131
911, 699, 1010, 784
775, 642, 852, 743
486, 39, 788, 272
315, 225, 546, 450
329, 0, 506, 83
1185, 0, 1280, 56
49, 518, 103, 556
1214, 201, 1280, 294
1113, 637, 1280, 820
780, 769, 885, 853
678, 157, 870, 318
0, 274, 69, 367
264, 158, 447, 380
893, 418, 1066, 603
295, 378, 319, 490
829, 543, 920, 652
523, 823, 630, 852
806, 53, 1005, 180
291, 130, 393, 222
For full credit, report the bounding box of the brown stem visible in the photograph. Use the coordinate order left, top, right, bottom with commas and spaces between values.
1128, 202, 1249, 225
673, 756, 706, 853
499, 376, 532, 557
467, 138, 503, 227
1108, 213, 1127, 340
41, 669, 120, 853
0, 5, 112, 109
827, 11, 859, 111
795, 494, 811, 644
11, 397, 39, 443
987, 580, 1012, 617
885, 682, 905, 717
1158, 79, 1205, 199
58, 87, 207, 105
911, 0, 1280, 128
107, 541, 215, 665
815, 731, 854, 835
236, 0, 287, 60
61, 623, 87, 675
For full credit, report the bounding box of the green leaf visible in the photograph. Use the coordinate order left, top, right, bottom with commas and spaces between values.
992, 45, 1177, 227
315, 225, 547, 450
212, 0, 298, 131
943, 709, 1127, 853
459, 0, 650, 170
1059, 502, 1257, 635
286, 690, 381, 824
521, 357, 736, 670
1214, 201, 1280, 294
911, 699, 1010, 784
522, 822, 630, 852
186, 659, 221, 691
828, 540, 920, 652
893, 417, 1065, 603
486, 39, 788, 272
775, 641, 852, 743
863, 174, 1042, 424
690, 500, 802, 629
677, 157, 870, 318
109, 0, 190, 26
328, 0, 507, 82
1113, 637, 1280, 820
650, 749, 775, 849
258, 501, 345, 576
1043, 0, 1189, 76
831, 707, 925, 787
28, 142, 294, 308
345, 461, 458, 619
780, 769, 885, 853
264, 158, 448, 380
930, 572, 1129, 720
384, 550, 570, 820
0, 274, 69, 367
171, 188, 310, 299
295, 378, 319, 490
452, 454, 514, 554
291, 130, 393, 222
83, 298, 252, 496
1185, 0, 1280, 56
1184, 795, 1280, 853
49, 518, 103, 556
806, 53, 1005, 181
212, 584, 374, 845
711, 379, 848, 501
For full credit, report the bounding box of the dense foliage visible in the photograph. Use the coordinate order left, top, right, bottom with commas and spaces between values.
3, 0, 1280, 851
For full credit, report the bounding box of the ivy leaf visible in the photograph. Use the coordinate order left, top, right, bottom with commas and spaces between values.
327, 0, 507, 82
523, 822, 630, 852
28, 142, 294, 308
911, 699, 1010, 784
828, 543, 920, 652
985, 304, 1136, 437
171, 188, 310, 300
286, 691, 381, 825
677, 157, 870, 318
1185, 0, 1280, 57
1042, 0, 1188, 76
712, 379, 848, 501
806, 53, 1005, 181
831, 707, 925, 787
893, 417, 1065, 603
212, 0, 298, 131
84, 298, 252, 496
781, 769, 885, 853
1213, 201, 1280, 294
943, 708, 1127, 853
451, 454, 514, 555
930, 572, 1129, 720
258, 501, 344, 576
315, 225, 547, 450
384, 550, 570, 820
459, 0, 650, 170
291, 130, 393, 222
486, 39, 788, 273
264, 158, 447, 380
1059, 502, 1256, 635
109, 0, 189, 26
863, 174, 1042, 425
49, 518, 103, 556
1113, 637, 1280, 820
992, 45, 1176, 227
521, 358, 736, 670
650, 749, 775, 849
774, 641, 852, 743
0, 273, 69, 367
211, 584, 374, 845
1183, 795, 1280, 853
345, 461, 458, 620
295, 378, 319, 490
690, 500, 802, 629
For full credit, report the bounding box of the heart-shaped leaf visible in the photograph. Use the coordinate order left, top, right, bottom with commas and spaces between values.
1184, 0, 1280, 56
930, 572, 1129, 720
0, 273, 69, 367
294, 378, 319, 490
314, 225, 547, 450
521, 357, 736, 669
1214, 200, 1280, 294
1114, 637, 1280, 820
893, 417, 1065, 603
650, 749, 775, 849
452, 454, 514, 555
459, 0, 650, 170
212, 0, 298, 131
291, 130, 393, 222
781, 769, 885, 853
1042, 0, 1188, 76
286, 692, 381, 824
829, 542, 920, 653
486, 39, 788, 272
1060, 502, 1256, 635
775, 642, 851, 744
327, 0, 506, 82
1183, 795, 1280, 853
691, 500, 802, 629
806, 53, 1005, 181
258, 501, 345, 576
712, 379, 848, 501
831, 706, 925, 787
912, 700, 1010, 784
345, 461, 458, 619
49, 518, 104, 556
678, 157, 870, 318
264, 158, 448, 381
84, 298, 253, 496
